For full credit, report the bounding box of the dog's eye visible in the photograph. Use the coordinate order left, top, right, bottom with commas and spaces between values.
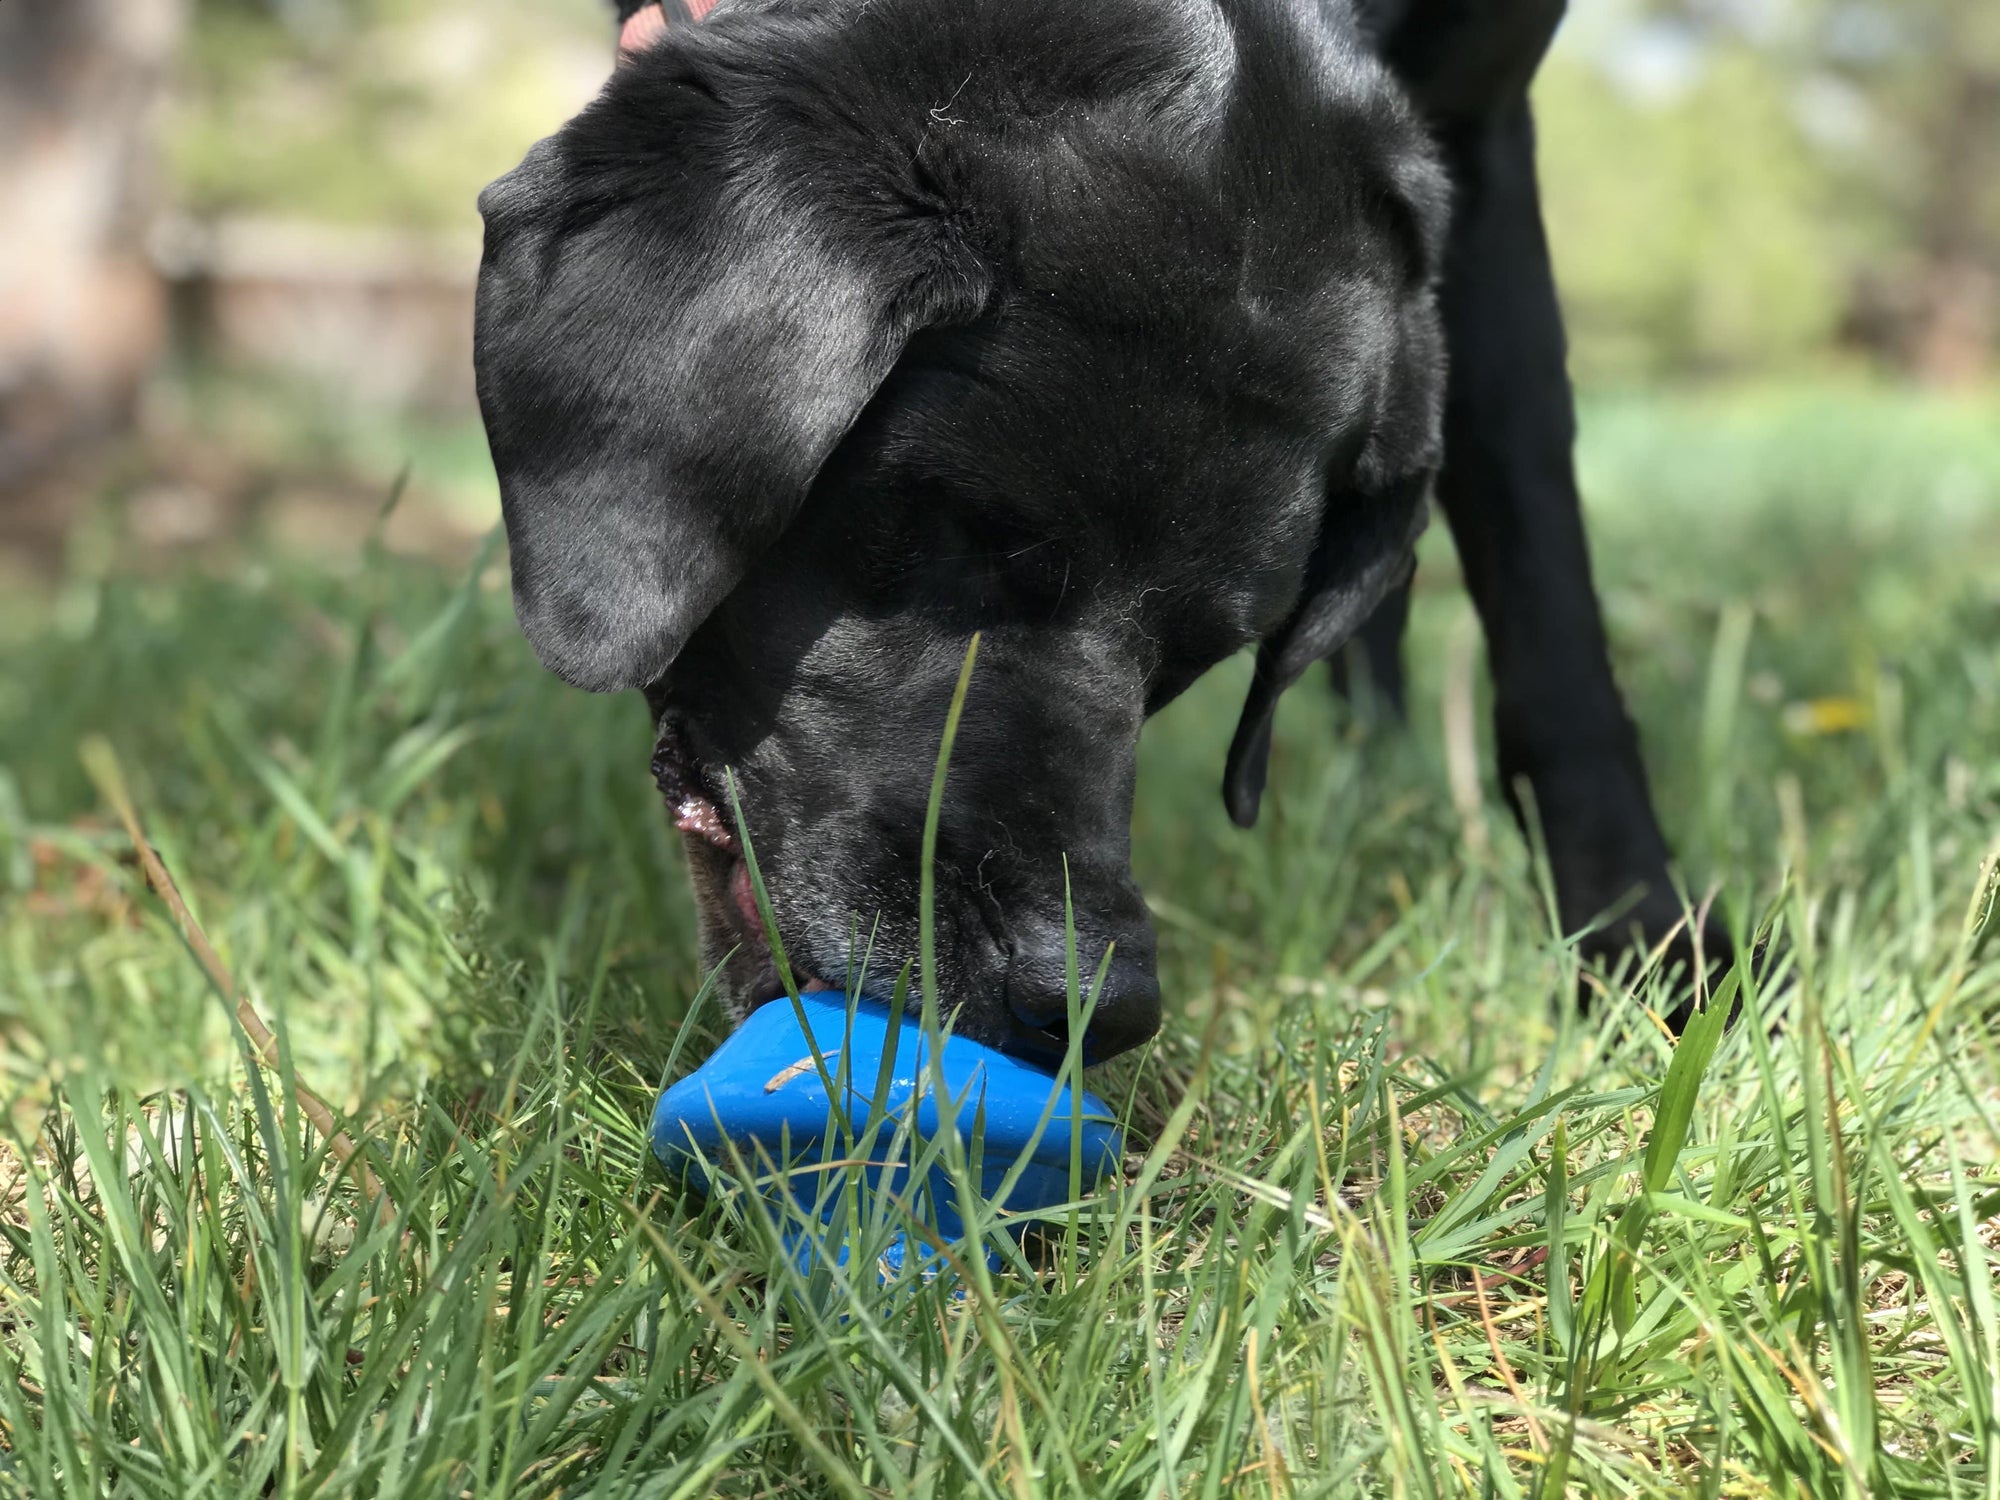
834, 486, 1078, 620
939, 506, 1036, 564
938, 505, 1074, 608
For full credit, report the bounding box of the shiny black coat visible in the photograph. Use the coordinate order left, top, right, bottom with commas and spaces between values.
476, 0, 1721, 1058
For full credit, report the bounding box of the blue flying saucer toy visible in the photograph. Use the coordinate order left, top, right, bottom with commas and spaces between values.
651, 992, 1123, 1276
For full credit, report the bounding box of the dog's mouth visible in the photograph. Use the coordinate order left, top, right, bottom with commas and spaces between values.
650, 719, 739, 853
652, 722, 833, 1007
648, 722, 1096, 1061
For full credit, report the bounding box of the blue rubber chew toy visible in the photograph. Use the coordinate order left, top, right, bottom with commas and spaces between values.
651, 993, 1123, 1274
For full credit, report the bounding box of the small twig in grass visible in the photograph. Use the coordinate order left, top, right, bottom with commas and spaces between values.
79, 735, 396, 1228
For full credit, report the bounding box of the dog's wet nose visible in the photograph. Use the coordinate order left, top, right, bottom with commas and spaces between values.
1004, 921, 1161, 1064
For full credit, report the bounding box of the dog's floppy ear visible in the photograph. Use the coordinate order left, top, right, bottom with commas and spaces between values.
1222, 121, 1448, 828
475, 33, 985, 691
1223, 478, 1430, 828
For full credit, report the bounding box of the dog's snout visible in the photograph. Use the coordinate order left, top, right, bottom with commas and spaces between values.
1004, 918, 1161, 1064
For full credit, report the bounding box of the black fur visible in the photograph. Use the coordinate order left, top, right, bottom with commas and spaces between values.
477, 0, 1721, 1061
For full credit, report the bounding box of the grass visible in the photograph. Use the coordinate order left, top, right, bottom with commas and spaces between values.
1, 380, 1999, 1496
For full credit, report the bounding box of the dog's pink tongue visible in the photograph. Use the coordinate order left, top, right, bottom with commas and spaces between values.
728, 861, 834, 992
730, 860, 760, 928
674, 794, 736, 851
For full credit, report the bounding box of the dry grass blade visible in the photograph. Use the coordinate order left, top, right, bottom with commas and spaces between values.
1473, 1256, 1548, 1457
78, 733, 396, 1226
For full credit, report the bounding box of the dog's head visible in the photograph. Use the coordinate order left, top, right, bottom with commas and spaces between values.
474, 0, 1445, 1060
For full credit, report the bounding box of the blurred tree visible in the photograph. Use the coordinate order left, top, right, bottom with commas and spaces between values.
1609, 0, 2000, 381
1818, 0, 2000, 380
168, 0, 609, 234
0, 0, 187, 491
1535, 41, 1859, 382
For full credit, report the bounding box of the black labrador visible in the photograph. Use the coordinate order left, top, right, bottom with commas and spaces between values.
473, 0, 1725, 1063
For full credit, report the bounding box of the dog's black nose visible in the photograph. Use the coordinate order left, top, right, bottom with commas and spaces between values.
1005, 921, 1161, 1064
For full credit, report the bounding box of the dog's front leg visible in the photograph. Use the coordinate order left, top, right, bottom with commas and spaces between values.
1422, 90, 1732, 1020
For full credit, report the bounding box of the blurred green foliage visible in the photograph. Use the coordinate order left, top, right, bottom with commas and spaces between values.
168, 0, 610, 233
1541, 0, 2000, 381
1536, 47, 1861, 381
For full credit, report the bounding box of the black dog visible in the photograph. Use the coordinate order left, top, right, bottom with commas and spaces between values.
475, 0, 1724, 1062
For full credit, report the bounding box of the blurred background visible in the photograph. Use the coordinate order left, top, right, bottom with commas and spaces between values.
2, 0, 1996, 583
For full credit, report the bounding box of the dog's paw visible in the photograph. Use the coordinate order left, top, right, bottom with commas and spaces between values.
1572, 890, 1765, 1037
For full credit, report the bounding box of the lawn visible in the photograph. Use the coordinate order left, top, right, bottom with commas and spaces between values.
2, 382, 1998, 1497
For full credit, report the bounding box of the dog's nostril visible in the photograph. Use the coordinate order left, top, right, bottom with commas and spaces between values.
1006, 948, 1162, 1064
1006, 946, 1095, 1027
